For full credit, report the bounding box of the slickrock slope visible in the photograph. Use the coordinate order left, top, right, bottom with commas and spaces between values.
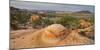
10, 24, 94, 49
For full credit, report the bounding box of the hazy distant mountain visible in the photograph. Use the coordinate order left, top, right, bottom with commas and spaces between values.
74, 11, 93, 14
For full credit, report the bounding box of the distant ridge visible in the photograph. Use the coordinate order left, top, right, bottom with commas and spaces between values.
75, 11, 92, 14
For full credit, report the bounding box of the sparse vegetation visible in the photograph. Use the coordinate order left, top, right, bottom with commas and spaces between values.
10, 7, 94, 30
10, 6, 94, 49
55, 16, 80, 29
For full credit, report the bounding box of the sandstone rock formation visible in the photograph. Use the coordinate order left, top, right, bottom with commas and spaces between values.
11, 24, 94, 49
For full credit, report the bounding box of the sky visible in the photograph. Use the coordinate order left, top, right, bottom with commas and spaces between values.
10, 1, 95, 12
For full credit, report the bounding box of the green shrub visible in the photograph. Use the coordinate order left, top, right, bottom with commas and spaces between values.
32, 17, 53, 28
11, 11, 31, 29
42, 18, 53, 26
88, 17, 94, 25
17, 13, 30, 24
32, 19, 42, 28
56, 16, 80, 29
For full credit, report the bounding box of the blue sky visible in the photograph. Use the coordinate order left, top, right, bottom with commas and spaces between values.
10, 1, 94, 12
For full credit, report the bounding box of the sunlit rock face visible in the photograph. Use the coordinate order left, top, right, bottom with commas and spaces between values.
42, 24, 69, 44
37, 24, 94, 47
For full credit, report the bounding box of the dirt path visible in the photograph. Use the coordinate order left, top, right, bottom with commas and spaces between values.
10, 29, 39, 39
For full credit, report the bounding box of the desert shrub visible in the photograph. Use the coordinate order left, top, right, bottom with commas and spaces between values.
88, 16, 94, 25
32, 17, 53, 28
41, 18, 53, 26
10, 10, 31, 24
82, 16, 94, 25
10, 10, 31, 30
78, 16, 94, 29
56, 16, 80, 29
17, 13, 30, 24
32, 19, 42, 28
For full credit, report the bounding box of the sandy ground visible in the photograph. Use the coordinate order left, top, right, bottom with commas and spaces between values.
10, 26, 94, 49
10, 29, 39, 39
